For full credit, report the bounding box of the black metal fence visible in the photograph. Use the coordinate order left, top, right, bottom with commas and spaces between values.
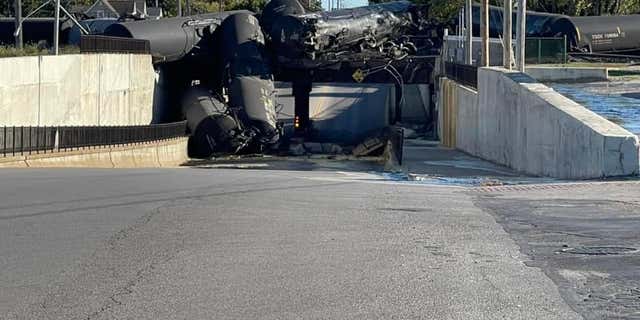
1, 121, 188, 157
80, 35, 151, 54
444, 62, 478, 88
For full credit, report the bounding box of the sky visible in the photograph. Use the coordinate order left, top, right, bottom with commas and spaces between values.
321, 0, 369, 10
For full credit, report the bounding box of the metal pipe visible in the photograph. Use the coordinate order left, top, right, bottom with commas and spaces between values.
59, 5, 89, 35
13, 0, 52, 38
53, 0, 60, 55
503, 0, 512, 69
480, 0, 489, 66
14, 0, 22, 48
465, 0, 472, 64
458, 9, 462, 48
516, 0, 527, 71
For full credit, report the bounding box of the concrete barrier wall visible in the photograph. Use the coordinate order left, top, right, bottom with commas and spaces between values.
526, 67, 609, 82
0, 54, 155, 126
439, 67, 640, 179
0, 138, 188, 168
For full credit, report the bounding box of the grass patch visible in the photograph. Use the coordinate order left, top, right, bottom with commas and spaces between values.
0, 44, 80, 58
608, 69, 640, 77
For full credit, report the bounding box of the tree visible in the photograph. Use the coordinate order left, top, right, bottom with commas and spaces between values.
369, 0, 463, 22
368, 0, 640, 23
156, 0, 270, 16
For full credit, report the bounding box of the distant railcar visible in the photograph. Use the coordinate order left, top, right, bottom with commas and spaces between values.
569, 15, 640, 54
464, 5, 640, 55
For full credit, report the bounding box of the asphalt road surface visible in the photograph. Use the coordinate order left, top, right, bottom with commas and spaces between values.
1, 167, 639, 319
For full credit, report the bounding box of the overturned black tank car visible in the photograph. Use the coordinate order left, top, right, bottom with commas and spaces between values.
100, 1, 433, 158
268, 1, 428, 61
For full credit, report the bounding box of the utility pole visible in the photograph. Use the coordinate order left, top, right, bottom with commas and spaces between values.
54, 0, 60, 55
465, 0, 472, 64
14, 0, 23, 49
480, 0, 489, 66
177, 0, 182, 16
516, 0, 527, 71
186, 0, 190, 15
503, 0, 512, 69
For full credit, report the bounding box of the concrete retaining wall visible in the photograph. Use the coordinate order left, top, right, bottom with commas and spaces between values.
0, 54, 155, 126
439, 67, 640, 179
401, 84, 431, 123
438, 79, 479, 152
526, 66, 609, 82
0, 138, 188, 168
275, 82, 395, 144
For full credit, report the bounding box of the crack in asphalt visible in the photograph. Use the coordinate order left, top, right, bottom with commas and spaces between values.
0, 181, 351, 221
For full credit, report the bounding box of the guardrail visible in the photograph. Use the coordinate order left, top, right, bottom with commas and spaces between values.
444, 62, 478, 89
80, 35, 151, 54
1, 121, 188, 157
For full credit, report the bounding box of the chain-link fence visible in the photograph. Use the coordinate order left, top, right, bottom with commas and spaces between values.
525, 37, 568, 64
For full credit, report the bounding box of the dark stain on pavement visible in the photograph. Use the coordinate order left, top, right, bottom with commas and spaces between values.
475, 196, 640, 320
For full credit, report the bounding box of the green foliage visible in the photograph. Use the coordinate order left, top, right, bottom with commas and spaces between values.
0, 44, 79, 57
423, 0, 464, 22
2, 0, 639, 20
369, 0, 462, 22
154, 0, 268, 16
368, 0, 640, 23
189, 0, 224, 14
224, 0, 268, 11
301, 0, 322, 11
153, 0, 320, 17
0, 0, 94, 18
528, 0, 640, 15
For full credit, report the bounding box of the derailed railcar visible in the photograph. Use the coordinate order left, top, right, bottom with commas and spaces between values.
260, 0, 307, 36
181, 86, 252, 156
570, 15, 640, 54
463, 4, 640, 55
464, 5, 577, 47
218, 13, 280, 150
104, 11, 251, 63
268, 1, 426, 61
